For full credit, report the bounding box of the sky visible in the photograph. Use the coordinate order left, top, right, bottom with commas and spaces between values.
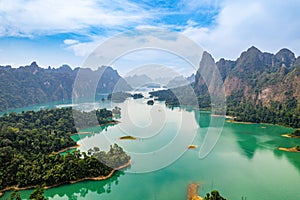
0, 0, 300, 74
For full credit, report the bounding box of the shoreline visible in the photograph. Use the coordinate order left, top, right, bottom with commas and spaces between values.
278, 147, 300, 153
187, 183, 202, 200
54, 144, 81, 154
281, 134, 300, 139
0, 160, 130, 198
75, 121, 120, 135
226, 119, 256, 125
76, 131, 91, 135
226, 119, 294, 128
119, 135, 137, 140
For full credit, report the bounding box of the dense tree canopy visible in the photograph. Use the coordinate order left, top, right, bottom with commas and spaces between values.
150, 90, 300, 128
0, 108, 130, 194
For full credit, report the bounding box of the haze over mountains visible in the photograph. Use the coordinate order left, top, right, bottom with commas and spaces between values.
124, 73, 194, 89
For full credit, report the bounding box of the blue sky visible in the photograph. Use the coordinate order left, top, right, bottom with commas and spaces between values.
1, 0, 300, 71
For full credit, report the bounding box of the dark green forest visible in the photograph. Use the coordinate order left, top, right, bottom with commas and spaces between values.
0, 108, 130, 194
150, 89, 300, 128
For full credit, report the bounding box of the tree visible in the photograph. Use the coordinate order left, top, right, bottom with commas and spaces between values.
29, 187, 47, 200
292, 129, 300, 136
204, 190, 226, 200
7, 190, 21, 200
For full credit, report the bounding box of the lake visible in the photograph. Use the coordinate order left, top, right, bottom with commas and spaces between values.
1, 96, 300, 199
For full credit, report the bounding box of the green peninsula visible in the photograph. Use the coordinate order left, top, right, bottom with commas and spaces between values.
0, 108, 130, 196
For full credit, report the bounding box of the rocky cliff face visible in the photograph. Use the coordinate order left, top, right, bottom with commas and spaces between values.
194, 47, 300, 108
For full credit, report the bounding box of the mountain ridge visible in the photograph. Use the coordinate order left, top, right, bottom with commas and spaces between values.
0, 62, 131, 111
151, 46, 300, 128
195, 46, 300, 127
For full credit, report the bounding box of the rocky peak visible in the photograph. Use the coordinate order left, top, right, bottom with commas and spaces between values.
59, 64, 72, 72
216, 58, 236, 80
22, 61, 41, 74
275, 48, 296, 67
247, 46, 262, 53
194, 51, 216, 94
235, 46, 268, 73
28, 61, 39, 69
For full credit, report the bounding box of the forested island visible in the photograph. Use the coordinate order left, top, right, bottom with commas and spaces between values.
107, 92, 144, 102
0, 107, 130, 197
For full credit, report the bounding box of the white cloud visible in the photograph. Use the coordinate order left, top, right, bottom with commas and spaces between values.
63, 39, 79, 45
4, 0, 299, 67
182, 0, 300, 60
65, 36, 106, 57
0, 0, 152, 36
65, 29, 203, 76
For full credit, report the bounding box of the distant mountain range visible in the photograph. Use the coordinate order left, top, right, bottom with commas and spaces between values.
0, 62, 131, 111
124, 65, 194, 88
124, 74, 153, 88
125, 73, 194, 89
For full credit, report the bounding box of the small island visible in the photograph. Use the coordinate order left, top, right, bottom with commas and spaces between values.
187, 183, 226, 200
107, 92, 132, 102
107, 92, 144, 102
282, 129, 300, 138
147, 100, 154, 105
188, 145, 197, 149
278, 146, 300, 153
132, 93, 144, 99
119, 135, 137, 140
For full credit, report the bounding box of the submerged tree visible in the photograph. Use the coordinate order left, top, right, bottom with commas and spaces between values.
204, 190, 226, 200
29, 187, 47, 200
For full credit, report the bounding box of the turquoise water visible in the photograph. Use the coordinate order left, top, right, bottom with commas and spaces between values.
1, 98, 300, 199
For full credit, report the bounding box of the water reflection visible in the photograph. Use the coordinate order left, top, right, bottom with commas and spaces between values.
1, 171, 125, 200
74, 124, 117, 141
46, 171, 125, 200
236, 137, 257, 159
225, 122, 300, 173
